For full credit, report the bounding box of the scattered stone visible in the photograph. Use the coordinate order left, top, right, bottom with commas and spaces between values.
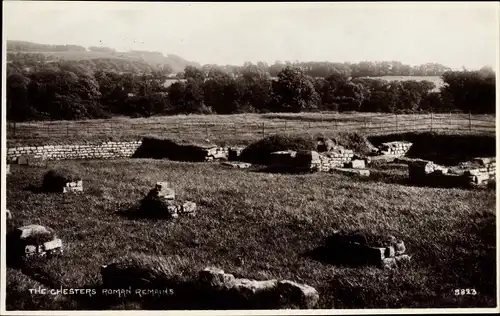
332, 167, 370, 177
17, 225, 55, 245
324, 231, 410, 269
366, 154, 398, 164
221, 161, 252, 169
17, 155, 30, 165
378, 141, 412, 157
63, 180, 84, 193
42, 169, 83, 193
9, 225, 63, 259
228, 147, 244, 161
180, 201, 197, 216
6, 164, 10, 175
152, 182, 175, 200
139, 183, 197, 219
395, 241, 406, 255
385, 246, 395, 258
347, 159, 366, 169
232, 278, 278, 297
317, 137, 336, 152
395, 254, 411, 266
382, 257, 397, 269
199, 267, 236, 289
199, 267, 318, 309
277, 280, 320, 309
6, 209, 12, 220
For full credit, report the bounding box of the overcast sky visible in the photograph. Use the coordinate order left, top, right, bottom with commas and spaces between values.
3, 1, 498, 69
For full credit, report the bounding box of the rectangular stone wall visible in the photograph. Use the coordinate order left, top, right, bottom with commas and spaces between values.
7, 141, 143, 163
271, 150, 354, 172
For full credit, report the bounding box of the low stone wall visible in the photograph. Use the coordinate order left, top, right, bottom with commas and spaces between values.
7, 141, 143, 163
378, 141, 412, 157
270, 149, 354, 172
408, 157, 496, 187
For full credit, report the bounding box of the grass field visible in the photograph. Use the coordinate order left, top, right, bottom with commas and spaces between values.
7, 112, 495, 147
369, 76, 444, 91
6, 157, 496, 310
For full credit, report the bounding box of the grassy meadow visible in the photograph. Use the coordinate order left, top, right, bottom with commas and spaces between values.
5, 159, 496, 310
7, 112, 495, 147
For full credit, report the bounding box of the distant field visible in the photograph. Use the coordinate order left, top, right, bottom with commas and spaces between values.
7, 112, 495, 147
365, 76, 444, 91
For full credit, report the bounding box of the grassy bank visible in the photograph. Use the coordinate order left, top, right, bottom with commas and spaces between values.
6, 159, 496, 309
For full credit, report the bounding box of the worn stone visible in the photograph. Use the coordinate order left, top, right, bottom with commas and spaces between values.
332, 167, 370, 177
277, 280, 319, 309
199, 267, 236, 289
382, 257, 397, 269
17, 225, 55, 245
395, 254, 411, 266
221, 161, 252, 169
348, 159, 366, 169
385, 246, 395, 258
232, 278, 278, 296
180, 201, 197, 215
6, 209, 12, 220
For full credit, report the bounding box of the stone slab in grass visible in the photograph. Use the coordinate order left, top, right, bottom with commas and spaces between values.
228, 147, 244, 161
140, 183, 196, 218
346, 159, 366, 169
221, 161, 252, 169
277, 280, 320, 309
6, 164, 10, 175
324, 230, 410, 269
6, 209, 12, 220
42, 168, 83, 193
199, 267, 319, 309
366, 154, 399, 164
332, 167, 370, 177
9, 225, 63, 260
149, 182, 175, 200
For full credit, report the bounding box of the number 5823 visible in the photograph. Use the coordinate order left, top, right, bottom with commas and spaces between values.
454, 289, 477, 295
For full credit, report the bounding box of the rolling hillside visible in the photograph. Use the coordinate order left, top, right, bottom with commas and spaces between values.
6, 40, 200, 73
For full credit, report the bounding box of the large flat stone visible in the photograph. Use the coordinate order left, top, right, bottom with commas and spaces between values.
332, 167, 370, 177
277, 280, 319, 309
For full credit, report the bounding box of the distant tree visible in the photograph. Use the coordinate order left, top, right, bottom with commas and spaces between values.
441, 70, 495, 113
184, 66, 205, 83
272, 67, 320, 112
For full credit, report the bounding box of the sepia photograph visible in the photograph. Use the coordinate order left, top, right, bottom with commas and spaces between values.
1, 1, 498, 314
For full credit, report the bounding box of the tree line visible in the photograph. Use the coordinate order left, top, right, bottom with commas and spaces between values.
7, 58, 495, 121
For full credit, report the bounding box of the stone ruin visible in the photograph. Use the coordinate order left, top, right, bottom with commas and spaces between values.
268, 147, 370, 177
408, 157, 496, 188
378, 141, 413, 157
199, 267, 319, 309
139, 182, 197, 218
62, 180, 83, 193
221, 161, 252, 169
100, 256, 319, 309
228, 147, 244, 161
42, 170, 84, 193
322, 230, 410, 269
8, 224, 63, 261
365, 141, 413, 164
17, 155, 48, 167
203, 145, 229, 162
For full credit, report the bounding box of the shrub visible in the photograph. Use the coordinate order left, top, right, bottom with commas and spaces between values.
239, 134, 317, 165
42, 168, 82, 192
